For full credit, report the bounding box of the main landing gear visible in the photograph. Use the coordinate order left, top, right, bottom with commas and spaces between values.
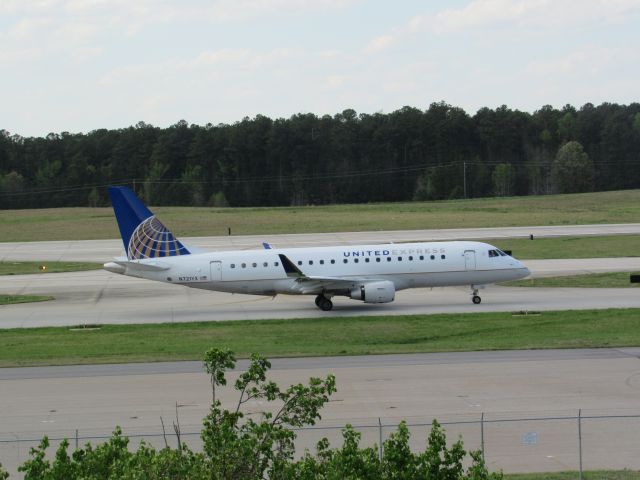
315, 294, 333, 311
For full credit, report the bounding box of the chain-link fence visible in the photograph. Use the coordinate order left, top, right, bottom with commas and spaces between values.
2, 410, 640, 478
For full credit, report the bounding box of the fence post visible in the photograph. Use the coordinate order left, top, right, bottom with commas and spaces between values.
378, 418, 383, 461
578, 409, 583, 480
75, 429, 79, 450
481, 412, 485, 463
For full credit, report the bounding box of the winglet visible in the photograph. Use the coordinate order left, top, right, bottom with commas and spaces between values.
262, 242, 272, 250
278, 254, 304, 278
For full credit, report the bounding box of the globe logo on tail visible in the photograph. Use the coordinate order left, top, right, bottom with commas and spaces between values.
127, 216, 190, 260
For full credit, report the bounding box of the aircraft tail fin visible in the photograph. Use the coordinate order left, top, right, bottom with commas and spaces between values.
108, 186, 190, 260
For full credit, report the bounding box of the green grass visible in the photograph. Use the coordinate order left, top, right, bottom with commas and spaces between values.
505, 471, 640, 480
0, 261, 102, 275
2, 308, 640, 367
2, 190, 640, 242
0, 295, 53, 305
488, 235, 640, 260
503, 272, 640, 288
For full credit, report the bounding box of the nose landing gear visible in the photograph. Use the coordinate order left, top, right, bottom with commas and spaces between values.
470, 285, 483, 304
315, 294, 333, 311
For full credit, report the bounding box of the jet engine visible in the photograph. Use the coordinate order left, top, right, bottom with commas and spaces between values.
350, 280, 395, 303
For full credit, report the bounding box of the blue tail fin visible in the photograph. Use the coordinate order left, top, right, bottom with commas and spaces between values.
108, 186, 190, 260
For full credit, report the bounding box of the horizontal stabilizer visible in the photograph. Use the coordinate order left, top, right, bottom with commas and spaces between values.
112, 260, 170, 271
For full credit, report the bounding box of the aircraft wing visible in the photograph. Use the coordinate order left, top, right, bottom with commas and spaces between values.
278, 253, 378, 294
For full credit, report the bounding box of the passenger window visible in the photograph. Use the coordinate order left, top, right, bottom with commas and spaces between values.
354, 258, 359, 263
231, 264, 236, 268
320, 260, 324, 265
331, 259, 335, 264
274, 262, 279, 267
297, 261, 302, 266
376, 258, 381, 262
263, 262, 268, 267
430, 255, 435, 260
408, 256, 413, 261
419, 255, 424, 260
252, 263, 257, 267
309, 260, 313, 265
387, 257, 391, 262
398, 257, 402, 261
343, 259, 348, 264
365, 258, 370, 263
441, 254, 446, 259
241, 263, 246, 268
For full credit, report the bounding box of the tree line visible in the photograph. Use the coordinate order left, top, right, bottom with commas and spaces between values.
1, 102, 639, 209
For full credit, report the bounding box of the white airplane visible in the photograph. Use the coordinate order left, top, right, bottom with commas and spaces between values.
104, 186, 530, 311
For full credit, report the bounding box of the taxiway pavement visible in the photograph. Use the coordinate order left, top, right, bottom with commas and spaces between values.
2, 349, 640, 474
1, 223, 639, 263
1, 257, 640, 328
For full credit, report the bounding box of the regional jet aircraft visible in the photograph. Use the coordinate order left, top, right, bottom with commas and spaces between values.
104, 186, 530, 311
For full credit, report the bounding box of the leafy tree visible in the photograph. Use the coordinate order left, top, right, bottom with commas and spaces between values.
557, 111, 576, 142
552, 141, 594, 193
201, 348, 336, 478
209, 191, 229, 207
10, 350, 503, 479
491, 163, 516, 196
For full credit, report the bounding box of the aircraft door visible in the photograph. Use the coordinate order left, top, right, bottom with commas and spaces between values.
464, 250, 476, 271
209, 261, 222, 281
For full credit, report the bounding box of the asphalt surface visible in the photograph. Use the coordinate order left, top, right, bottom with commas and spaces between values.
1, 257, 640, 328
2, 349, 640, 474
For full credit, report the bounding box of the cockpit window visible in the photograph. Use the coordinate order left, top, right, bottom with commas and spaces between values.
488, 249, 498, 258
497, 249, 507, 256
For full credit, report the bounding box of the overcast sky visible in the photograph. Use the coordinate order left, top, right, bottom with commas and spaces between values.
2, 0, 639, 137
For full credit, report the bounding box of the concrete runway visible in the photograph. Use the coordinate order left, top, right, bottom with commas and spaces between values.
2, 349, 640, 475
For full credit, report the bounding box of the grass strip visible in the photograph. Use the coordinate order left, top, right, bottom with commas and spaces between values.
0, 261, 102, 275
2, 308, 640, 367
488, 235, 640, 260
0, 295, 53, 305
503, 272, 640, 288
2, 190, 640, 242
505, 471, 640, 480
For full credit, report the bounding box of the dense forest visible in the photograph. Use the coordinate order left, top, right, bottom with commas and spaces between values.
1, 102, 639, 209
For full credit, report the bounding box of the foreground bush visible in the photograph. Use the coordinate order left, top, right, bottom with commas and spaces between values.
9, 349, 501, 479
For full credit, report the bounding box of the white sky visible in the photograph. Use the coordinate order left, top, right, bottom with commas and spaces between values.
2, 0, 639, 137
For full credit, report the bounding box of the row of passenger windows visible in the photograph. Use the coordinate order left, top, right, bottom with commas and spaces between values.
298, 255, 445, 265
229, 255, 446, 269
231, 261, 280, 269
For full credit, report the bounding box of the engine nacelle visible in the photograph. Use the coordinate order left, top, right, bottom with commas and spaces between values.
350, 280, 395, 304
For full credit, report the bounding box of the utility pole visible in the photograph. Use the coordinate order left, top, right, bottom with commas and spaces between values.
463, 161, 467, 199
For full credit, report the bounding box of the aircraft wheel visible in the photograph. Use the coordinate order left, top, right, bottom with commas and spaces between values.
319, 297, 333, 311
315, 295, 323, 307
472, 295, 481, 305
